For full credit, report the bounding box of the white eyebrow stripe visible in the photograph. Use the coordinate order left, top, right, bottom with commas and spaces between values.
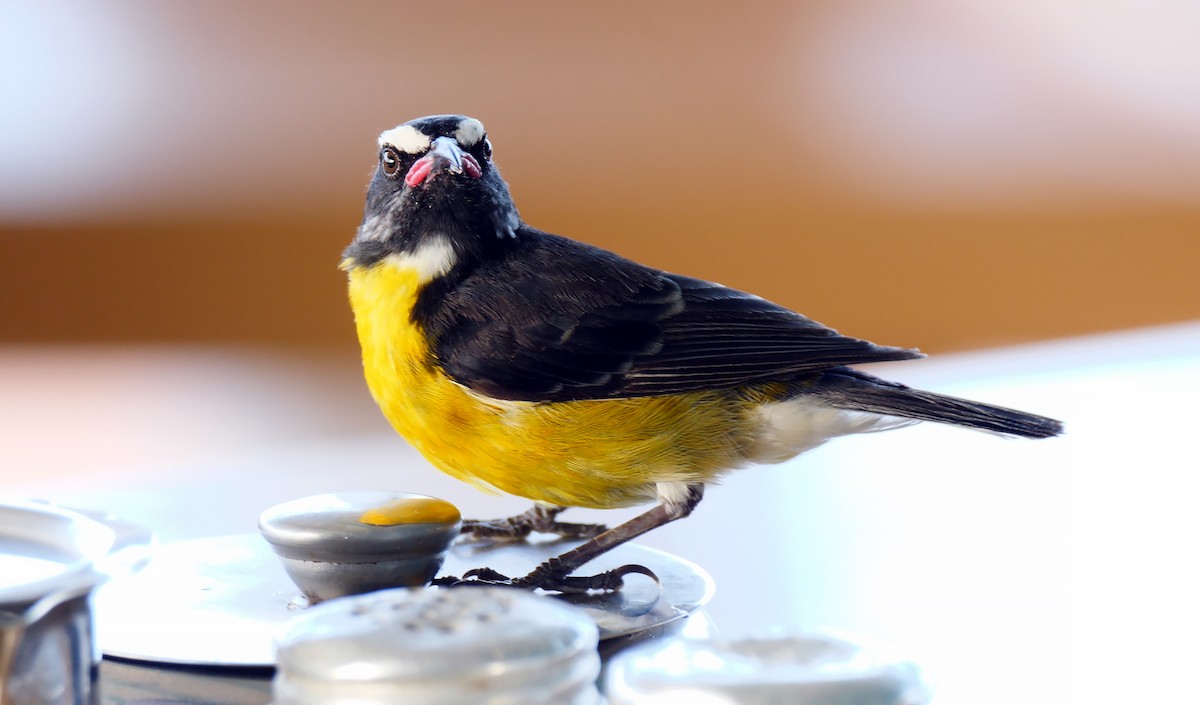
378, 124, 432, 154
454, 117, 486, 147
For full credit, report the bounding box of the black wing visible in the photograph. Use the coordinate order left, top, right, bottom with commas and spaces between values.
425, 229, 922, 402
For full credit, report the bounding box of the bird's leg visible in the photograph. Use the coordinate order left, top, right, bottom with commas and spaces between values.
437, 484, 704, 593
460, 504, 608, 541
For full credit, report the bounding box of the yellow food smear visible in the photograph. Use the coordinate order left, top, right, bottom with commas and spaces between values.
359, 497, 462, 526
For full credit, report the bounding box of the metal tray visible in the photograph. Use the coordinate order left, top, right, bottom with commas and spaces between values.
95, 533, 713, 667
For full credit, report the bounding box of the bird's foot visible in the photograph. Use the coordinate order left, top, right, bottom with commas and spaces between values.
431, 561, 657, 594
460, 504, 608, 541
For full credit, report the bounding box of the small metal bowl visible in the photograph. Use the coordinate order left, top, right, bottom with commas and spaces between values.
258, 491, 461, 604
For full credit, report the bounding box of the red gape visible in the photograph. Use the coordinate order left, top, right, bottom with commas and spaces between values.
404, 156, 435, 187
406, 152, 482, 188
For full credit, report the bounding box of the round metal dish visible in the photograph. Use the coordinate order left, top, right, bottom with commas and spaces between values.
95, 534, 713, 667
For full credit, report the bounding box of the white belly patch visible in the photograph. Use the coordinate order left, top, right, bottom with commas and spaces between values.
746, 396, 914, 464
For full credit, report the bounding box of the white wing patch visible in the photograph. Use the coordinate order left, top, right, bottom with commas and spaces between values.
378, 124, 432, 155
454, 117, 486, 147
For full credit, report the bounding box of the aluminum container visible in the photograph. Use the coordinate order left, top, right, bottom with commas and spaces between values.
0, 500, 150, 705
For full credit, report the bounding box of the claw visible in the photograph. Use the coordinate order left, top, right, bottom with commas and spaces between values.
431, 568, 516, 588
525, 563, 659, 593
432, 563, 657, 592
463, 567, 511, 582
432, 562, 658, 593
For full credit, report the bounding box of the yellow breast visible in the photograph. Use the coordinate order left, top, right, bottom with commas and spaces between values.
346, 257, 757, 509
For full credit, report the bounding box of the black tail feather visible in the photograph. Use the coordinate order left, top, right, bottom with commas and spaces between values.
807, 368, 1064, 439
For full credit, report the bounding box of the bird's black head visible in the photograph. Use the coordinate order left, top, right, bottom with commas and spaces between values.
342, 115, 520, 273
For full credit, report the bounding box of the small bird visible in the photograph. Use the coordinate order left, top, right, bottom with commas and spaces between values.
342, 114, 1063, 593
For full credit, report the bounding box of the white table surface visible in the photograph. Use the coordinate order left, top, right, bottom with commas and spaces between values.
4, 322, 1198, 704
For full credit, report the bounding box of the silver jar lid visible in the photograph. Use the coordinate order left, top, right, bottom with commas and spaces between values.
274, 586, 603, 705
258, 491, 461, 602
604, 632, 930, 704
1, 501, 116, 607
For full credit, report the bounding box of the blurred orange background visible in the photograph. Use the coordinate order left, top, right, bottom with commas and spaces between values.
4, 1, 1197, 355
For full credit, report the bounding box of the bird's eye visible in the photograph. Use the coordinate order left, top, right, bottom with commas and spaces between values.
480, 138, 492, 160
380, 147, 401, 177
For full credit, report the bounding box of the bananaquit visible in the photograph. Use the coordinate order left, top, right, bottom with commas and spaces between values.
341, 114, 1063, 592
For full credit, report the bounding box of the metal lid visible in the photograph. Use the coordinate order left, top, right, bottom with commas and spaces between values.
0, 500, 116, 606
604, 632, 930, 705
274, 587, 602, 705
258, 491, 461, 562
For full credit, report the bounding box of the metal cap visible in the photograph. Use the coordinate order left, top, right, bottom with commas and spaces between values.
273, 587, 603, 705
604, 632, 930, 704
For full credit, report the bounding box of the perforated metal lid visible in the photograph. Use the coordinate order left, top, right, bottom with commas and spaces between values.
274, 587, 602, 705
